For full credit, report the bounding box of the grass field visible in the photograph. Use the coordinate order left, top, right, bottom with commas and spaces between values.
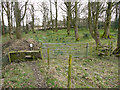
2, 28, 118, 88
2, 62, 37, 88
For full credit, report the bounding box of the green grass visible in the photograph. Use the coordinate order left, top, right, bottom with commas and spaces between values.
2, 28, 118, 88
36, 29, 118, 88
3, 62, 37, 88
2, 28, 117, 45
38, 55, 118, 88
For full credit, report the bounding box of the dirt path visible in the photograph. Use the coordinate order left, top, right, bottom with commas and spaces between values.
26, 61, 47, 88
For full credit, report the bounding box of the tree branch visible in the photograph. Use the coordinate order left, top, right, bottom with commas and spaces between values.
60, 6, 67, 13
2, 2, 7, 13
21, 0, 29, 21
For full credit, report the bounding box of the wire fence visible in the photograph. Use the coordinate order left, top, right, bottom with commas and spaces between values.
41, 41, 116, 59
42, 43, 91, 59
39, 41, 118, 88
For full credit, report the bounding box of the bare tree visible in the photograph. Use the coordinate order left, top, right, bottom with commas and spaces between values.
118, 5, 120, 49
103, 2, 112, 38
117, 5, 120, 82
14, 0, 28, 39
63, 1, 80, 36
11, 2, 13, 34
39, 1, 49, 31
1, 2, 5, 35
55, 0, 58, 32
31, 4, 35, 33
64, 2, 71, 35
62, 15, 66, 28
3, 2, 13, 39
49, 0, 54, 31
88, 2, 102, 46
115, 4, 118, 21
22, 18, 25, 33
74, 2, 79, 41
114, 3, 119, 30
25, 8, 29, 34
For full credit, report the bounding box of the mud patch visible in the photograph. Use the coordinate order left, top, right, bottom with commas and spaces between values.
2, 38, 40, 56
26, 61, 47, 88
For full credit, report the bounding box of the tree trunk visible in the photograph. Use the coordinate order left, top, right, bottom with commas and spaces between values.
115, 4, 118, 21
1, 2, 5, 35
118, 56, 120, 90
75, 2, 79, 41
88, 2, 101, 46
94, 2, 101, 46
118, 8, 120, 48
14, 1, 27, 39
31, 5, 35, 33
103, 2, 112, 38
63, 15, 66, 28
118, 6, 120, 90
11, 2, 13, 35
88, 2, 94, 38
49, 0, 54, 31
6, 2, 12, 39
25, 13, 28, 34
67, 2, 71, 35
55, 0, 58, 32
22, 19, 25, 32
15, 2, 22, 39
46, 12, 49, 29
43, 13, 46, 31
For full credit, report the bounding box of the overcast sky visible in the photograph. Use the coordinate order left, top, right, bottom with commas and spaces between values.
2, 0, 69, 26
1, 0, 118, 26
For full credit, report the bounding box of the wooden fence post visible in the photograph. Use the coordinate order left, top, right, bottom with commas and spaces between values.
47, 48, 50, 69
111, 41, 113, 50
40, 48, 43, 60
90, 45, 93, 56
68, 55, 72, 89
110, 41, 113, 55
86, 43, 89, 57
41, 42, 43, 47
108, 40, 112, 56
8, 48, 11, 63
8, 52, 11, 63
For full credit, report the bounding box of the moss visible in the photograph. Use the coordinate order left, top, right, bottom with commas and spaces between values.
101, 33, 113, 39
76, 38, 80, 41
108, 34, 113, 39
9, 51, 42, 62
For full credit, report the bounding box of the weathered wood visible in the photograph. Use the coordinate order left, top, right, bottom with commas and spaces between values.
86, 43, 89, 57
40, 48, 43, 60
8, 50, 42, 62
68, 55, 72, 89
47, 48, 50, 69
9, 50, 40, 53
90, 46, 93, 56
8, 53, 11, 63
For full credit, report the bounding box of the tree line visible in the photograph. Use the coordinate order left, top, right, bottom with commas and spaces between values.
1, 0, 120, 48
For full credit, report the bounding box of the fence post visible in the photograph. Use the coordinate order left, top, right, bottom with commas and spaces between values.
108, 40, 112, 56
110, 41, 113, 55
41, 42, 43, 47
8, 48, 11, 63
8, 52, 11, 63
86, 43, 89, 57
47, 48, 50, 69
68, 55, 72, 89
40, 48, 43, 60
90, 45, 93, 56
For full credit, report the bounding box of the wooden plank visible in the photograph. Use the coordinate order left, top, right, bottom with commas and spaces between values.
8, 50, 42, 62
9, 50, 40, 54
